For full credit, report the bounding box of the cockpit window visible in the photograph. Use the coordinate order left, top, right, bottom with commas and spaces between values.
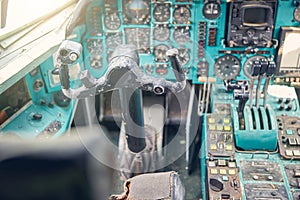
0, 0, 73, 33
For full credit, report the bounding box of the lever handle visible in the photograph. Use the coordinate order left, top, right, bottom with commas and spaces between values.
166, 49, 185, 82
59, 64, 70, 90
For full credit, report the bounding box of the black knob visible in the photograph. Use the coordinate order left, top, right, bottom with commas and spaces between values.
278, 98, 283, 103
286, 104, 293, 111
285, 98, 291, 104
41, 99, 46, 106
282, 136, 287, 143
32, 113, 42, 120
209, 178, 224, 192
278, 103, 285, 110
48, 102, 54, 108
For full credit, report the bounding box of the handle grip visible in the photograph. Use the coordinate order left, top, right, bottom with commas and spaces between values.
167, 49, 185, 82
59, 64, 70, 89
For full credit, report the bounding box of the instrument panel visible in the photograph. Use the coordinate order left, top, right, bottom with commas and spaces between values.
0, 65, 77, 139
79, 0, 300, 87
77, 2, 300, 198
1, 0, 300, 199
82, 0, 195, 79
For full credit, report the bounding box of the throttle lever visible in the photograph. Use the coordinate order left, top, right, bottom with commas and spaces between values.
166, 49, 185, 82
56, 40, 82, 90
59, 64, 70, 90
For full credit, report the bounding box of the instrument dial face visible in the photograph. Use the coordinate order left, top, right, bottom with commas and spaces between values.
106, 33, 122, 50
243, 55, 266, 79
177, 48, 190, 66
86, 38, 103, 56
202, 2, 221, 20
125, 28, 150, 53
124, 0, 150, 24
90, 56, 102, 69
156, 64, 168, 75
104, 12, 121, 30
144, 64, 154, 75
214, 55, 241, 80
173, 6, 191, 24
173, 27, 190, 44
153, 3, 171, 22
154, 25, 170, 41
154, 44, 169, 62
294, 6, 300, 22
197, 61, 209, 76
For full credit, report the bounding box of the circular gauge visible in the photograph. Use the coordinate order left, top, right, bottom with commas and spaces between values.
202, 2, 221, 20
124, 0, 150, 24
125, 28, 150, 53
154, 44, 169, 62
90, 56, 102, 69
156, 64, 168, 75
104, 12, 121, 30
173, 27, 190, 44
154, 25, 170, 41
177, 48, 190, 66
153, 3, 171, 22
294, 6, 300, 22
173, 5, 191, 24
106, 33, 122, 50
214, 55, 241, 80
197, 61, 209, 76
243, 55, 266, 79
144, 64, 154, 75
87, 38, 103, 56
33, 79, 44, 92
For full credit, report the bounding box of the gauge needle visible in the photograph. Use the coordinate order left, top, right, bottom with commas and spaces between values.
210, 4, 214, 14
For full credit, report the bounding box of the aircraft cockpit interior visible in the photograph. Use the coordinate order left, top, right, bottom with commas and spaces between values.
1, 0, 300, 199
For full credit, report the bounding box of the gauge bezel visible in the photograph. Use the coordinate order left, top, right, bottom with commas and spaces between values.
214, 55, 241, 80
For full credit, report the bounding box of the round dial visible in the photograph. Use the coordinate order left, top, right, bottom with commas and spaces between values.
144, 64, 154, 75
197, 61, 209, 76
86, 38, 103, 56
173, 27, 190, 44
125, 28, 150, 53
154, 44, 169, 62
156, 64, 168, 75
202, 2, 221, 20
106, 33, 122, 50
124, 0, 150, 24
154, 25, 170, 41
173, 5, 191, 24
214, 55, 241, 80
90, 56, 102, 69
153, 3, 171, 22
243, 55, 266, 79
104, 12, 121, 30
177, 48, 190, 66
294, 6, 300, 22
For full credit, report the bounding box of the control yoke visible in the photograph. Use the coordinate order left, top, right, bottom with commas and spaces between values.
56, 40, 186, 99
